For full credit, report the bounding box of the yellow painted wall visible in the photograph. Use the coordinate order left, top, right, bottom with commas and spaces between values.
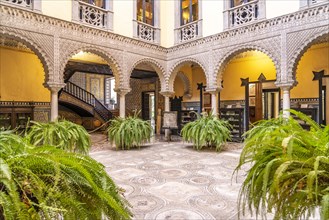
0, 47, 50, 102
113, 0, 134, 38
291, 43, 329, 98
42, 0, 72, 21
174, 76, 184, 97
71, 52, 108, 64
220, 51, 276, 101
202, 0, 223, 37
160, 0, 175, 47
266, 0, 299, 19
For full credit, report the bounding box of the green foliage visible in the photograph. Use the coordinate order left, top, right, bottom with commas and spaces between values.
0, 131, 132, 220
107, 113, 152, 150
181, 112, 231, 151
25, 120, 91, 154
235, 109, 329, 220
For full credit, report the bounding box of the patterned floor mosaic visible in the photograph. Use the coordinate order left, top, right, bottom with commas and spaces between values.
89, 134, 260, 220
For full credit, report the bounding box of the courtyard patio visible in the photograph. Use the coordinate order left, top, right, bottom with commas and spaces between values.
90, 134, 255, 220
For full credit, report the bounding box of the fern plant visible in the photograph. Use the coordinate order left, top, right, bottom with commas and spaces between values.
0, 131, 132, 220
181, 111, 231, 151
25, 120, 91, 154
235, 109, 329, 220
108, 113, 152, 150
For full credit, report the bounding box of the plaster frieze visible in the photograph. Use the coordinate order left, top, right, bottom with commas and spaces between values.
167, 56, 209, 91
213, 38, 281, 85
286, 27, 329, 84
126, 56, 167, 91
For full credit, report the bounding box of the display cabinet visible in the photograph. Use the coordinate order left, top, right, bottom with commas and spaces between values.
180, 110, 198, 127
220, 108, 244, 142
0, 106, 33, 129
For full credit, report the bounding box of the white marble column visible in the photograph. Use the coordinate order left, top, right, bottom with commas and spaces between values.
206, 88, 220, 116
116, 88, 130, 118
160, 91, 175, 140
48, 84, 65, 122
282, 86, 291, 118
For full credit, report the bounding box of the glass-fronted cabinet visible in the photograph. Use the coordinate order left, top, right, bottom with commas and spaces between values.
0, 107, 33, 129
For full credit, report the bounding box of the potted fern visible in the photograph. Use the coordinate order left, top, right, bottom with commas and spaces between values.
181, 111, 231, 151
235, 110, 329, 220
107, 112, 152, 150
0, 130, 132, 219
25, 119, 91, 154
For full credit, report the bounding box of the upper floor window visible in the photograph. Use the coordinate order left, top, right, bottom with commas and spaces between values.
81, 0, 105, 8
181, 0, 198, 25
137, 0, 154, 26
231, 0, 252, 7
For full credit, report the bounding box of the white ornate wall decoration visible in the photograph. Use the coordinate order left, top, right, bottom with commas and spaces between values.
58, 42, 124, 90
176, 72, 193, 99
128, 57, 167, 92
287, 29, 329, 86
168, 57, 209, 92
214, 42, 281, 87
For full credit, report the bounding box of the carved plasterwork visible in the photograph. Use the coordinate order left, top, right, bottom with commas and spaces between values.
287, 28, 329, 84
176, 72, 192, 99
214, 40, 280, 86
168, 57, 209, 91
0, 2, 328, 94
58, 41, 123, 89
128, 57, 167, 91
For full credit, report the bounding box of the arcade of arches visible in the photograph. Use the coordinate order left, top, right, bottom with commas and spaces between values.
0, 37, 328, 136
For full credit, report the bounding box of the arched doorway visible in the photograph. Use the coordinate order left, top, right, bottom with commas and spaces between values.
0, 36, 51, 129
169, 61, 207, 133
217, 50, 277, 139
126, 60, 166, 134
59, 51, 117, 129
291, 35, 329, 125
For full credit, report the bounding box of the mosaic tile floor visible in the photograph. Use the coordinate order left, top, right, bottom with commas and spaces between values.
89, 134, 262, 220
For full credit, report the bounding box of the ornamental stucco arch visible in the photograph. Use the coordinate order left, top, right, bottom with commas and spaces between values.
214, 44, 280, 86
288, 31, 329, 84
128, 58, 166, 91
176, 71, 193, 99
0, 30, 52, 85
168, 57, 208, 92
59, 45, 123, 90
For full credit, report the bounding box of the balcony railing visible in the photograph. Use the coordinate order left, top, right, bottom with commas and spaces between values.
229, 0, 259, 28
176, 20, 201, 44
73, 0, 113, 30
2, 0, 32, 9
137, 21, 156, 42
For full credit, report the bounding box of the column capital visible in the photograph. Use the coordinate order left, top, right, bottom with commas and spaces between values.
160, 91, 175, 97
114, 88, 131, 96
275, 81, 295, 90
45, 82, 66, 92
205, 87, 221, 94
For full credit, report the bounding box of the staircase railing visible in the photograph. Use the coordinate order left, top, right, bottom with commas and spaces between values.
62, 82, 112, 121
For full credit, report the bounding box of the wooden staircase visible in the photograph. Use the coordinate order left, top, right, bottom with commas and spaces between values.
60, 82, 113, 122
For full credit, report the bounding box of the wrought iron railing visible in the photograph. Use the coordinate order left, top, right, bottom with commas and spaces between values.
229, 0, 259, 28
63, 82, 112, 121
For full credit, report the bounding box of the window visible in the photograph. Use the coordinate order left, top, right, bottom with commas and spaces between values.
181, 0, 198, 25
81, 0, 105, 8
231, 0, 251, 7
137, 0, 154, 26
